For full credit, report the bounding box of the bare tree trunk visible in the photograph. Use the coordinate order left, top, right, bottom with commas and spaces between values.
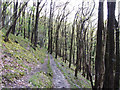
82, 36, 86, 77
103, 1, 116, 89
75, 24, 80, 77
31, 3, 35, 43
23, 7, 26, 39
34, 1, 40, 48
89, 29, 93, 81
48, 0, 53, 54
114, 19, 119, 90
95, 1, 104, 89
73, 38, 76, 65
16, 3, 22, 36
63, 28, 65, 62
69, 22, 75, 68
44, 9, 47, 48
28, 12, 31, 39
64, 21, 67, 63
2, 2, 8, 27
86, 32, 89, 80
0, 0, 2, 26
11, 0, 18, 34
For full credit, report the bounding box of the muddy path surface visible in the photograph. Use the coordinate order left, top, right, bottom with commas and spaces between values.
49, 55, 70, 88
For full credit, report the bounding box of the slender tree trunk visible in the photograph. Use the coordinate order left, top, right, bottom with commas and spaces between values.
69, 23, 75, 68
28, 12, 31, 39
44, 9, 47, 48
0, 0, 2, 26
60, 41, 62, 56
2, 2, 7, 27
64, 20, 67, 63
16, 3, 22, 36
82, 37, 86, 77
75, 24, 80, 77
31, 7, 35, 43
53, 24, 55, 51
73, 38, 75, 65
34, 1, 40, 48
86, 32, 89, 80
48, 0, 53, 53
63, 42, 65, 62
89, 30, 93, 81
23, 8, 26, 39
48, 27, 50, 52
49, 0, 53, 54
55, 24, 60, 59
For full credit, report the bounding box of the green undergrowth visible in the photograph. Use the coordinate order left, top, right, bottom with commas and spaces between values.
47, 55, 53, 77
29, 72, 52, 88
0, 30, 46, 83
54, 56, 91, 88
46, 55, 53, 87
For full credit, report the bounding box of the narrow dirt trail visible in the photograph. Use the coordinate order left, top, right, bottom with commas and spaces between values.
49, 55, 70, 88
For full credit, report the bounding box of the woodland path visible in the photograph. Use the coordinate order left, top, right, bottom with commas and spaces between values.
2, 51, 71, 88
49, 54, 70, 88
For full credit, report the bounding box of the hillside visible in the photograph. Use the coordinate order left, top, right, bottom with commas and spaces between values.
0, 31, 52, 88
0, 31, 91, 89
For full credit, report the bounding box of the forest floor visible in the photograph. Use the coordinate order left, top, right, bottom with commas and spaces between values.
0, 30, 91, 89
3, 54, 49, 88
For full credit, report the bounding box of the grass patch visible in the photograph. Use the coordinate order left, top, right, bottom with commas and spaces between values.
47, 55, 53, 77
29, 72, 52, 88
